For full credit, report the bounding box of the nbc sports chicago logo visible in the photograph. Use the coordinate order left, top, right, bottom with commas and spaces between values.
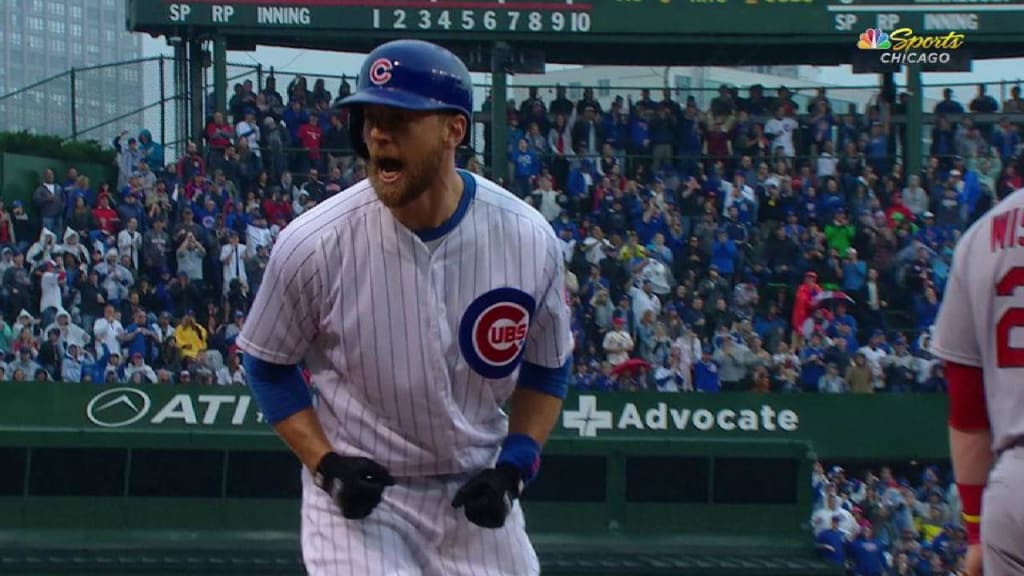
856, 27, 965, 66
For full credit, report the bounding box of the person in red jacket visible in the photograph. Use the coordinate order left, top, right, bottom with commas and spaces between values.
297, 113, 324, 174
260, 186, 292, 227
885, 191, 914, 228
791, 271, 821, 348
91, 193, 120, 236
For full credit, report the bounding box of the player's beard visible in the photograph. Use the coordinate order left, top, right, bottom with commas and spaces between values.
368, 136, 445, 209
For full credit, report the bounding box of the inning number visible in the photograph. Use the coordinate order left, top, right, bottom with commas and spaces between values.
996, 267, 1024, 367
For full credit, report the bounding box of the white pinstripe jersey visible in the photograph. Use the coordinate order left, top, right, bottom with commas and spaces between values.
237, 170, 573, 477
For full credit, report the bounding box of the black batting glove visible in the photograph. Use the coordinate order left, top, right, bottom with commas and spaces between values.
313, 452, 396, 520
451, 463, 524, 529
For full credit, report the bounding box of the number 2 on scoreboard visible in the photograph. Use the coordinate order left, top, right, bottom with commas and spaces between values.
373, 8, 407, 29
996, 267, 1024, 367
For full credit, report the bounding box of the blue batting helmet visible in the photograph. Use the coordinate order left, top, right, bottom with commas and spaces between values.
338, 39, 473, 159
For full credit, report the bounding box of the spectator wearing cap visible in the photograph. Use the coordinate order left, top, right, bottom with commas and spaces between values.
296, 112, 324, 175
710, 228, 738, 277
113, 132, 143, 190
815, 515, 847, 566
122, 309, 156, 360
90, 193, 120, 245
602, 316, 633, 368
791, 271, 821, 346
692, 348, 719, 393
884, 336, 917, 393
799, 332, 827, 392
10, 347, 40, 380
124, 351, 158, 384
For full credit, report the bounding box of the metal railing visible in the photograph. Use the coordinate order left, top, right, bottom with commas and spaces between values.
2, 55, 1023, 168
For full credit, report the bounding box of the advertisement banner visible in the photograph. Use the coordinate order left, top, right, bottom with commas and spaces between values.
0, 383, 949, 459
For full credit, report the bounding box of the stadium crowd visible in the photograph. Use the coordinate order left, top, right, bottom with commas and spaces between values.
0, 70, 1017, 575
814, 461, 970, 575
0, 77, 1019, 392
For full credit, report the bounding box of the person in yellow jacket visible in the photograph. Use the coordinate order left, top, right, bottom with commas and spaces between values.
174, 309, 208, 360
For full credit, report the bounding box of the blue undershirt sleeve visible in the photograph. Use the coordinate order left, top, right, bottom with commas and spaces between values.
242, 353, 312, 425
516, 359, 572, 399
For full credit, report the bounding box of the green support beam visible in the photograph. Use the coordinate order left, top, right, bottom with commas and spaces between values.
490, 42, 509, 186
213, 36, 227, 117
906, 65, 924, 180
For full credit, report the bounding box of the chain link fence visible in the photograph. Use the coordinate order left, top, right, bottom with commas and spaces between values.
0, 57, 176, 151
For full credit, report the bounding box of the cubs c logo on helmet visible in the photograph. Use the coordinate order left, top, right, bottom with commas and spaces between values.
369, 58, 394, 86
459, 288, 537, 380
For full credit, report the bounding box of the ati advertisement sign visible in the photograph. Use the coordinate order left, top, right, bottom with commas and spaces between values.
84, 387, 264, 429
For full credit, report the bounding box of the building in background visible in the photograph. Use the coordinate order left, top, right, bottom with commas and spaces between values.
0, 0, 144, 144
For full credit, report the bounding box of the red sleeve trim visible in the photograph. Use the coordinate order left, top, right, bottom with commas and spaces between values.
958, 482, 983, 545
947, 361, 990, 431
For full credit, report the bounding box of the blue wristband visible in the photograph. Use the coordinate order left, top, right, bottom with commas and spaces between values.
496, 433, 542, 484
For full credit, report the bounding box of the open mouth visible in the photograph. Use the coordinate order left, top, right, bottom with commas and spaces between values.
375, 158, 404, 184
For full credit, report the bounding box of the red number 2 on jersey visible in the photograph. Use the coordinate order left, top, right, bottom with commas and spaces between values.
996, 267, 1024, 367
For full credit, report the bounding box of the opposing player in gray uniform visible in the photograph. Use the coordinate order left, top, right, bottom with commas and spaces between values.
237, 40, 573, 576
932, 188, 1024, 576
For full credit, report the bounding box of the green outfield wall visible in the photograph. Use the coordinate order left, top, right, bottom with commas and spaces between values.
0, 383, 932, 575
0, 383, 950, 457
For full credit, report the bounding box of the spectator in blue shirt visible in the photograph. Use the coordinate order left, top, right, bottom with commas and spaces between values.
710, 229, 738, 276
693, 349, 720, 393
512, 138, 541, 198
839, 247, 864, 291
815, 515, 847, 566
848, 526, 888, 576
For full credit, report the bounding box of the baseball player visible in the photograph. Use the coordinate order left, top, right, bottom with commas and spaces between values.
931, 189, 1024, 576
237, 39, 572, 576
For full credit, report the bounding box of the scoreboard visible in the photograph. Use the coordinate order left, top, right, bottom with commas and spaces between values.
131, 0, 1024, 39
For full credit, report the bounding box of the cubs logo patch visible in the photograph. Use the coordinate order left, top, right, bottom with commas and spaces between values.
459, 287, 537, 380
369, 58, 394, 86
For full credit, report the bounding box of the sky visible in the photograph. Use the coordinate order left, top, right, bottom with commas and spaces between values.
141, 36, 1024, 105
